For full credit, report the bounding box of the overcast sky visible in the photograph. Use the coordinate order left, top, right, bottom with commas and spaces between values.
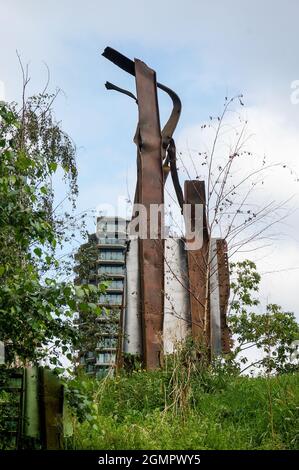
1, 0, 299, 318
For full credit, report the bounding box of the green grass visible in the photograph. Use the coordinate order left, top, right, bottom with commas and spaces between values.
68, 371, 299, 450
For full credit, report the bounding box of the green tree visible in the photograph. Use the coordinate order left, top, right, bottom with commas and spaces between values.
0, 96, 104, 369
228, 260, 299, 374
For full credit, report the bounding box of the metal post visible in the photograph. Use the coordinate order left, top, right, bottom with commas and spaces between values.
39, 368, 64, 449
184, 180, 210, 346
209, 239, 222, 355
216, 239, 231, 353
134, 59, 164, 369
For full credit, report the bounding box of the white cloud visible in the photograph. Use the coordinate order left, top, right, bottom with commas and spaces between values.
0, 81, 5, 100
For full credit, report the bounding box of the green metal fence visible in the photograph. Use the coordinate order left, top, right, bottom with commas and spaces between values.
0, 367, 72, 449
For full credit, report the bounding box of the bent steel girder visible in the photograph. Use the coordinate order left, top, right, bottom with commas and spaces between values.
102, 47, 184, 202
105, 81, 137, 103
168, 139, 184, 212
102, 47, 182, 152
103, 47, 166, 369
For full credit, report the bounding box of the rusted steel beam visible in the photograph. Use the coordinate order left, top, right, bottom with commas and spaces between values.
159, 83, 181, 161
102, 47, 184, 368
209, 238, 232, 356
39, 368, 64, 449
134, 59, 165, 370
168, 138, 184, 211
184, 180, 210, 345
105, 81, 137, 103
102, 47, 182, 189
209, 238, 222, 355
102, 48, 182, 149
216, 239, 231, 353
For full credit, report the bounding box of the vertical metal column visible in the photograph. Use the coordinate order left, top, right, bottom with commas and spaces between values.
184, 180, 210, 346
216, 239, 231, 353
39, 368, 64, 449
134, 59, 164, 370
209, 239, 222, 355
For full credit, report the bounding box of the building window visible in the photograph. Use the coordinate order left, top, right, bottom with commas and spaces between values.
99, 250, 125, 261
99, 265, 124, 275
99, 222, 118, 233
99, 293, 123, 305
97, 352, 116, 364
97, 337, 117, 349
109, 279, 124, 289
96, 367, 110, 379
86, 351, 95, 359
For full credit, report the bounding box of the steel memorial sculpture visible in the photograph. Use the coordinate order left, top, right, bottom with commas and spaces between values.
102, 47, 231, 370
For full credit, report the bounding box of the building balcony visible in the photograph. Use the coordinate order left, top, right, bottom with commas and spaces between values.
98, 272, 125, 279
97, 259, 125, 265
95, 331, 119, 337
97, 305, 122, 309
106, 287, 124, 293
96, 315, 121, 323
97, 332, 118, 336
97, 242, 126, 249
85, 356, 96, 363
96, 362, 116, 368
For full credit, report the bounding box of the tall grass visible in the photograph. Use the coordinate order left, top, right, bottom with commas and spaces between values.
67, 370, 299, 450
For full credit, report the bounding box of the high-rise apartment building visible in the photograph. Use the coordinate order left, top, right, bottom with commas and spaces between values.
75, 216, 128, 378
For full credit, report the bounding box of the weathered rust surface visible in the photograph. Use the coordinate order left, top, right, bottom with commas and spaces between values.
102, 47, 182, 186
134, 59, 165, 370
209, 238, 222, 355
101, 46, 232, 367
216, 239, 231, 353
159, 83, 182, 161
102, 48, 182, 146
168, 138, 184, 211
101, 47, 231, 366
39, 368, 63, 449
184, 180, 210, 345
102, 47, 183, 369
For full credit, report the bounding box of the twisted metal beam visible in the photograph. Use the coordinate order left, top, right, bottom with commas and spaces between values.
102, 48, 181, 152
102, 46, 184, 207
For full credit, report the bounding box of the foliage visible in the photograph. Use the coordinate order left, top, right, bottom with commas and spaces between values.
228, 260, 299, 374
0, 367, 24, 450
67, 370, 299, 450
66, 324, 298, 450
0, 389, 19, 450
65, 258, 298, 451
0, 99, 105, 368
64, 372, 98, 424
73, 236, 112, 358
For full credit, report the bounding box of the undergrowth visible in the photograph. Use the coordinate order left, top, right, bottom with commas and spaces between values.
66, 370, 299, 450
